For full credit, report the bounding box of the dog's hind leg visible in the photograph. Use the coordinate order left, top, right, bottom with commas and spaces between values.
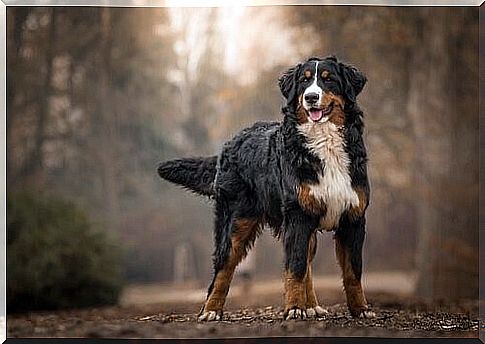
282, 206, 319, 320
304, 232, 328, 318
334, 216, 375, 318
199, 204, 261, 322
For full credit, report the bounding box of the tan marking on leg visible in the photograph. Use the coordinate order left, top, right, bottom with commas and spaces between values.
349, 187, 368, 218
203, 265, 235, 311
305, 265, 319, 308
203, 218, 261, 313
335, 236, 368, 317
305, 232, 319, 308
284, 270, 307, 313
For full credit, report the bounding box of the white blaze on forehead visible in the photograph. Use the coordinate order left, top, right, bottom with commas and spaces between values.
303, 61, 323, 106
312, 61, 319, 88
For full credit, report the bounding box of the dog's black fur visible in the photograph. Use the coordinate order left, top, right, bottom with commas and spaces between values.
158, 56, 370, 319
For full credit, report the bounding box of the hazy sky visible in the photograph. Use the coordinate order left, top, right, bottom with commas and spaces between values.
168, 6, 303, 85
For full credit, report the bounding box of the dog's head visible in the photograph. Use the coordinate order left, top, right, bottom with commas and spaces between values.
278, 56, 366, 123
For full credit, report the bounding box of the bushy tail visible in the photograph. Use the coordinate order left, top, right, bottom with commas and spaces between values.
157, 156, 217, 197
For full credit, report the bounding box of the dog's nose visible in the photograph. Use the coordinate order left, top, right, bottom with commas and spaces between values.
305, 92, 319, 104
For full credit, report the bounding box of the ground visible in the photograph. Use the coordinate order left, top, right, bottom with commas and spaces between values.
7, 272, 479, 339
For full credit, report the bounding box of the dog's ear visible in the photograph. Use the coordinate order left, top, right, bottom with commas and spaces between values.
278, 63, 301, 106
339, 62, 367, 104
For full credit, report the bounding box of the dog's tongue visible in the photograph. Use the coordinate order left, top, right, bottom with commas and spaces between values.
309, 109, 323, 122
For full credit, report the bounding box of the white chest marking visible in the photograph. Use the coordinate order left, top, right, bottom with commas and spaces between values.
298, 121, 359, 230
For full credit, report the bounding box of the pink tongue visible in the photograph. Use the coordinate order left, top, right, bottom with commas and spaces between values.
309, 109, 323, 121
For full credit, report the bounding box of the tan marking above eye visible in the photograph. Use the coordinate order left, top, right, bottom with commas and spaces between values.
304, 70, 312, 78
321, 70, 330, 79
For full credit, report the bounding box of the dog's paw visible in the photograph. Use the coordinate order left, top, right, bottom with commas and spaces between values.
306, 305, 328, 318
198, 310, 222, 322
350, 306, 375, 319
285, 307, 307, 320
359, 310, 376, 319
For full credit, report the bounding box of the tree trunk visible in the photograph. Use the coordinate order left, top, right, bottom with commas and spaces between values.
94, 8, 120, 231
6, 9, 29, 183
409, 8, 478, 301
8, 9, 53, 188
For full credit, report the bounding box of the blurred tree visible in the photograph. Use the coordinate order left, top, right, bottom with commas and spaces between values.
408, 8, 478, 300
167, 7, 228, 154
7, 8, 51, 187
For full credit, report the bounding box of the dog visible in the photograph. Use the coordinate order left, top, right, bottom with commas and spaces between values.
158, 56, 373, 321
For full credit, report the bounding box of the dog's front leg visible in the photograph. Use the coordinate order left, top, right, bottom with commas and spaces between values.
334, 216, 375, 318
282, 205, 319, 320
305, 232, 328, 318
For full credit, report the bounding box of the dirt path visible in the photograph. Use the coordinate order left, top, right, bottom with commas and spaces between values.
7, 301, 478, 338
7, 272, 479, 339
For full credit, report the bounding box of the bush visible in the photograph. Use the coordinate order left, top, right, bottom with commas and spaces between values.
7, 192, 123, 313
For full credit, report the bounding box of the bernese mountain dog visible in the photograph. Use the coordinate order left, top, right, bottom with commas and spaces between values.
158, 55, 374, 321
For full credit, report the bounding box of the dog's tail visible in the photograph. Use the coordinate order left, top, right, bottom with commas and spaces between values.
157, 156, 217, 197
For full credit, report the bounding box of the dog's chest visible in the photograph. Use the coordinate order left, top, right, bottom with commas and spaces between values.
298, 122, 359, 230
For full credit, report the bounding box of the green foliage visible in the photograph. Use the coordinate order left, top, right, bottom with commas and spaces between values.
7, 192, 123, 313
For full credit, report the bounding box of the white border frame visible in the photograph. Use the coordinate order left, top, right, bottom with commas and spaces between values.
0, 2, 482, 343
1, 1, 5, 343
2, 0, 484, 7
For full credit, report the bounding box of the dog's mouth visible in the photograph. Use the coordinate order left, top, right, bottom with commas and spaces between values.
307, 102, 334, 122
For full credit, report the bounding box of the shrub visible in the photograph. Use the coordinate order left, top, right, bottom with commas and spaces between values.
7, 192, 123, 313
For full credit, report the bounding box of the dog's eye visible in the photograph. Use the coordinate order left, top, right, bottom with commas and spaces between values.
321, 70, 330, 79
300, 75, 312, 83
304, 70, 312, 79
